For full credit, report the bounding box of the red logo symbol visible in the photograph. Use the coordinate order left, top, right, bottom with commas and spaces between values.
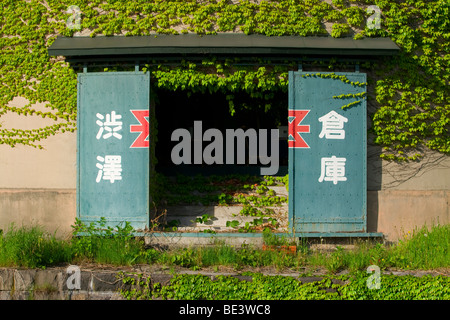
288, 109, 310, 148
130, 110, 149, 148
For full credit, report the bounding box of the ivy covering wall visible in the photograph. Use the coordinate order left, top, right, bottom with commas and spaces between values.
0, 0, 448, 162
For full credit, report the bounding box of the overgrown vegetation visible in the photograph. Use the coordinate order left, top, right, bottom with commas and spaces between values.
0, 225, 71, 268
153, 173, 288, 233
1, 222, 447, 300
0, 221, 448, 273
0, 0, 448, 162
70, 217, 148, 265
118, 272, 450, 300
155, 173, 288, 206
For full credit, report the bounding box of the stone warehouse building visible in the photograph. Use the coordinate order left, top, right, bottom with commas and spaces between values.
0, 1, 448, 243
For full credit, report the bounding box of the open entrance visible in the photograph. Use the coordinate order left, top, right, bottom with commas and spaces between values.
153, 88, 290, 234
155, 89, 289, 176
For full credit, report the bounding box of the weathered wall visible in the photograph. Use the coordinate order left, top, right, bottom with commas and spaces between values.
0, 97, 77, 238
0, 267, 127, 300
367, 190, 449, 240
0, 97, 449, 241
0, 189, 76, 238
366, 144, 450, 240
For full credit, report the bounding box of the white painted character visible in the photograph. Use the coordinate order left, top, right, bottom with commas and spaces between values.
96, 111, 123, 140
318, 156, 347, 185
318, 110, 348, 140
96, 155, 122, 183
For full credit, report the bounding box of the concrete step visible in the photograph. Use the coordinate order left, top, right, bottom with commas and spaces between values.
159, 185, 289, 233
165, 203, 289, 232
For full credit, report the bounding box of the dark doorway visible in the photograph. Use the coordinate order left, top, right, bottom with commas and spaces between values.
154, 89, 288, 176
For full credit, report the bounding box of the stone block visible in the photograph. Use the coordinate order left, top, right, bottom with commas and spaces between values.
0, 269, 14, 291
34, 269, 63, 292
298, 276, 323, 284
0, 291, 11, 300
13, 269, 36, 291
90, 271, 121, 292
150, 274, 173, 286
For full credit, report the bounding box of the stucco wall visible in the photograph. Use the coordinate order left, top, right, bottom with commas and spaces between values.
0, 97, 77, 189
0, 97, 76, 237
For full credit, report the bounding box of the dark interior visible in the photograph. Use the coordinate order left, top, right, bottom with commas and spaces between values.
154, 89, 288, 176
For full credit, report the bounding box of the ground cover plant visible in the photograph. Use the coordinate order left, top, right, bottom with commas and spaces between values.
1, 0, 448, 301
118, 272, 450, 300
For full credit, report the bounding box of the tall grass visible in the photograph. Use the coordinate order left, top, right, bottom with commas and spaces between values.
390, 224, 450, 269
157, 244, 304, 270
0, 224, 72, 268
71, 235, 147, 265
70, 218, 147, 266
307, 224, 450, 272
307, 241, 390, 273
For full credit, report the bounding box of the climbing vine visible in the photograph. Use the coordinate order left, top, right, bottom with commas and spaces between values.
146, 60, 291, 116
0, 0, 448, 161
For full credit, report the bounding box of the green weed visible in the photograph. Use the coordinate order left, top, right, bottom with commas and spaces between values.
70, 218, 145, 266
0, 219, 448, 273
390, 224, 450, 269
0, 224, 72, 268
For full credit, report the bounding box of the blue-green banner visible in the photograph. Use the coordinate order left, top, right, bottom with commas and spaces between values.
288, 71, 367, 233
77, 72, 150, 230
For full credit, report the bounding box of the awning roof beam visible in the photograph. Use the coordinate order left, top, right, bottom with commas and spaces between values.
48, 34, 400, 61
